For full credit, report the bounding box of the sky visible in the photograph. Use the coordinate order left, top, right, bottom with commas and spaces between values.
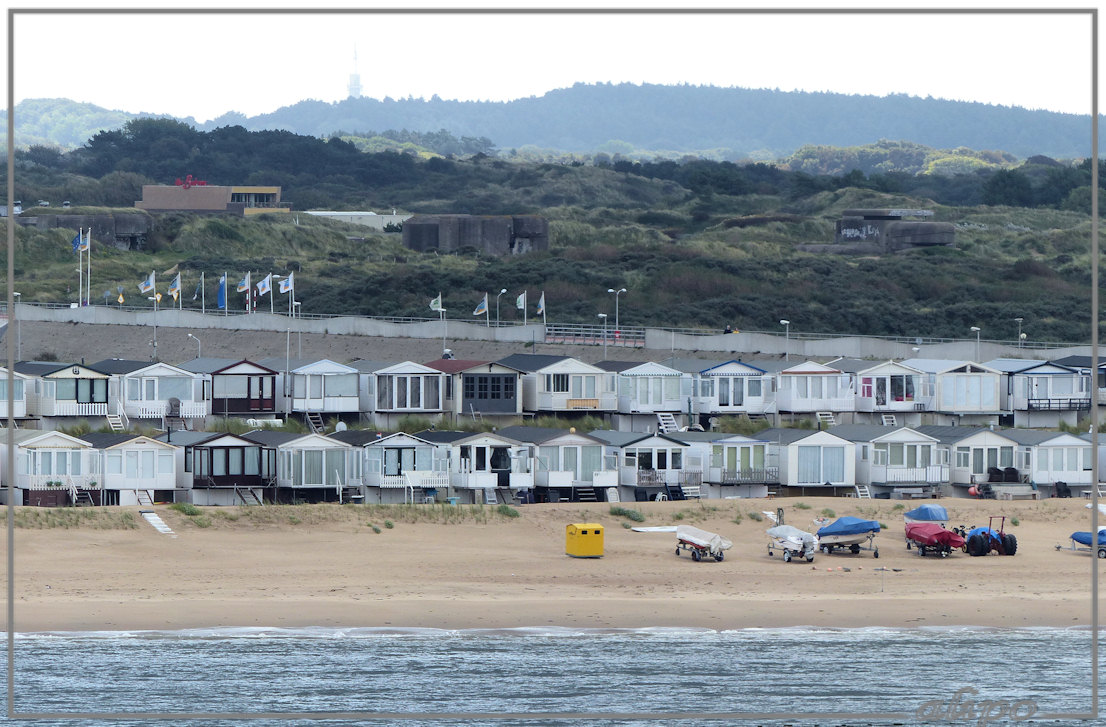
3, 1, 1100, 124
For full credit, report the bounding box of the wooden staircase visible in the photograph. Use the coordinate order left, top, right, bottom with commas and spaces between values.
656, 412, 679, 433
306, 412, 325, 433
816, 412, 836, 427
106, 414, 126, 432
135, 489, 154, 506
68, 485, 95, 507
854, 485, 872, 499
574, 487, 598, 502
237, 488, 263, 506
881, 414, 897, 426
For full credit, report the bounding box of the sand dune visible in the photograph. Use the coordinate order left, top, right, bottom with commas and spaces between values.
7, 496, 1104, 632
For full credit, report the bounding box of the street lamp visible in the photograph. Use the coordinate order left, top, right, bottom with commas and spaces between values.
12, 291, 20, 361
1014, 317, 1024, 348
598, 313, 608, 359
970, 326, 981, 362
496, 288, 507, 328
607, 288, 627, 334
269, 274, 282, 314
147, 294, 161, 360
187, 332, 201, 359
780, 319, 790, 361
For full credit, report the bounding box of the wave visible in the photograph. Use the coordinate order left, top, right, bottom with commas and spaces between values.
14, 623, 1094, 640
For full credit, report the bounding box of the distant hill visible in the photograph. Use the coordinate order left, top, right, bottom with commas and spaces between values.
8, 83, 1099, 161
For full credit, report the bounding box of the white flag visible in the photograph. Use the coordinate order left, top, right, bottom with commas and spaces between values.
515, 291, 526, 310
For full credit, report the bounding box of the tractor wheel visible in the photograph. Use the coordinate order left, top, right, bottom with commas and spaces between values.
1002, 533, 1018, 556
850, 544, 861, 555
968, 533, 987, 556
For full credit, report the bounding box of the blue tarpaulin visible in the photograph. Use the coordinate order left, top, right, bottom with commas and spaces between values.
817, 516, 880, 537
904, 504, 948, 522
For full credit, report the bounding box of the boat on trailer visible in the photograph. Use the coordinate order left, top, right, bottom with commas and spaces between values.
815, 516, 880, 557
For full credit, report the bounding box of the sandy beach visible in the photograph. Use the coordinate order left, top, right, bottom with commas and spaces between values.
6, 496, 1104, 632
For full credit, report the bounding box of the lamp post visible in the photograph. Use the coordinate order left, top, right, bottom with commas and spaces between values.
12, 291, 20, 361
147, 295, 160, 360
970, 326, 981, 362
293, 302, 303, 357
1014, 317, 1024, 348
607, 287, 627, 334
187, 333, 201, 359
780, 319, 790, 361
598, 313, 608, 359
269, 274, 282, 314
496, 288, 507, 328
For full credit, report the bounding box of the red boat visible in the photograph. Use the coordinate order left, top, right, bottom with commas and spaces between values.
905, 522, 966, 558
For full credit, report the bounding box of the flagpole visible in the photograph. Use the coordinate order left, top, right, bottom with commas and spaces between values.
77, 228, 83, 307
223, 271, 228, 317
85, 229, 91, 306
201, 271, 206, 315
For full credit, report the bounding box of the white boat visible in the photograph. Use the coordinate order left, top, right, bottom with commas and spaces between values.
674, 524, 733, 562
813, 516, 881, 557
766, 524, 818, 563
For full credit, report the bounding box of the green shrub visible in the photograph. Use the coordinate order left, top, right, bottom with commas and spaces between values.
496, 504, 520, 518
747, 511, 763, 522
384, 519, 394, 529
170, 502, 201, 517
732, 512, 744, 525
372, 524, 382, 534
795, 502, 811, 510
820, 508, 836, 518
892, 503, 905, 511
193, 516, 212, 529
1010, 517, 1020, 526
609, 506, 645, 522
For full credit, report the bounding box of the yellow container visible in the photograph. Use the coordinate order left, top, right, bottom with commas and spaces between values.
565, 522, 604, 558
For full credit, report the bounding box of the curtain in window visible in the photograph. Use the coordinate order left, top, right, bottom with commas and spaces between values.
580, 446, 602, 482
326, 450, 345, 485
304, 451, 323, 485
797, 446, 820, 483
823, 447, 844, 483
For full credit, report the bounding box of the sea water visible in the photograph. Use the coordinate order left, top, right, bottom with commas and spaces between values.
2, 626, 1100, 725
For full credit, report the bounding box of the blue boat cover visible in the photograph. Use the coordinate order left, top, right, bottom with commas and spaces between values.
904, 504, 948, 522
817, 516, 880, 537
1071, 530, 1106, 546
967, 526, 1001, 542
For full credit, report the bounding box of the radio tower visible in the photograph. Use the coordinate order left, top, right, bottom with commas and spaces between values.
348, 46, 362, 99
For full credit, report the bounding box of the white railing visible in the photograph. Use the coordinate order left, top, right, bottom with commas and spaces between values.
875, 464, 950, 484
24, 475, 99, 490
451, 472, 499, 489
52, 401, 108, 417
127, 400, 209, 419
775, 393, 855, 412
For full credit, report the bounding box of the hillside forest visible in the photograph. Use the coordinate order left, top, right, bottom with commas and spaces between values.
3, 118, 1105, 344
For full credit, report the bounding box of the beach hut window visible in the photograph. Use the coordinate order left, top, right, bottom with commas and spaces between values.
212, 450, 227, 476
304, 451, 323, 485
55, 452, 67, 475
37, 452, 52, 475
890, 444, 904, 466
326, 450, 344, 484
228, 448, 243, 475
671, 450, 682, 469
106, 453, 121, 475
874, 444, 888, 465
1067, 448, 1079, 471
665, 377, 679, 399
0, 379, 23, 400
956, 447, 970, 468
161, 377, 191, 401
325, 374, 357, 397
56, 379, 76, 401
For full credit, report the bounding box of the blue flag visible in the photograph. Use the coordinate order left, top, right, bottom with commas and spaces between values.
217, 274, 227, 310
71, 232, 82, 254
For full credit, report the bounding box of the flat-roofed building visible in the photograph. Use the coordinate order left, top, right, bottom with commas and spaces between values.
136, 176, 288, 216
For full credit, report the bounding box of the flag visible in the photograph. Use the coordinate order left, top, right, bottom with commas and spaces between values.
168, 273, 181, 301
515, 291, 526, 310
236, 272, 251, 293
78, 229, 89, 252
472, 293, 488, 317
217, 274, 227, 310
71, 232, 82, 253
192, 278, 203, 301
256, 273, 272, 296
138, 271, 155, 294
537, 292, 545, 315
279, 271, 294, 294
429, 293, 443, 312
